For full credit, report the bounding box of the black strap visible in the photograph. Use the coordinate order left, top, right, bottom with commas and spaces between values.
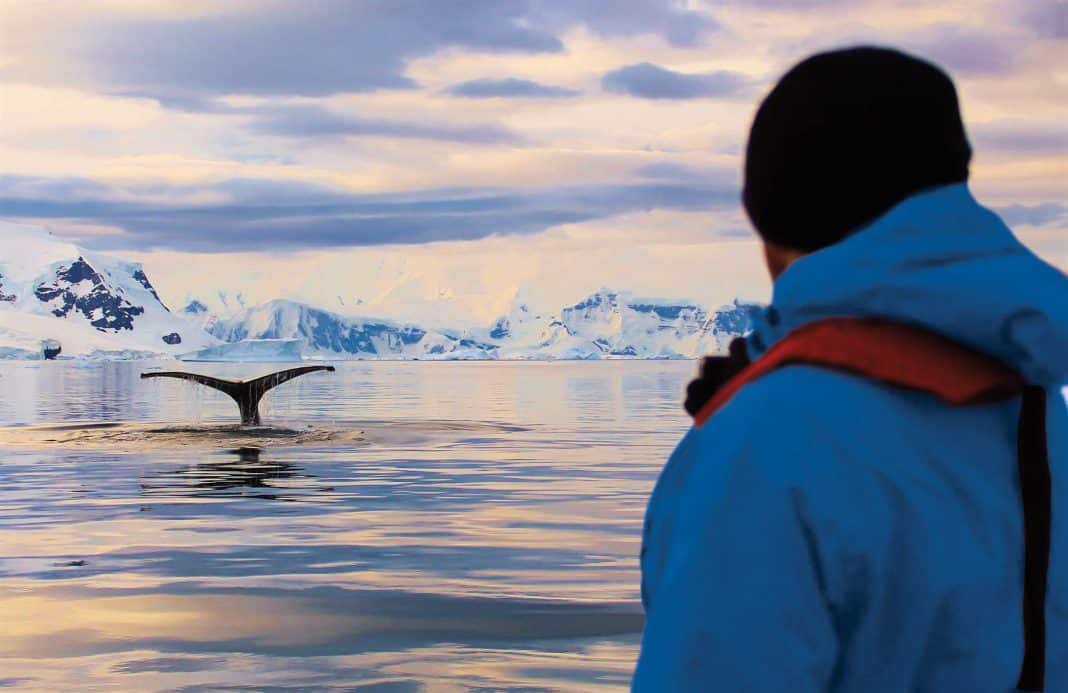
1017, 386, 1051, 692
684, 337, 750, 416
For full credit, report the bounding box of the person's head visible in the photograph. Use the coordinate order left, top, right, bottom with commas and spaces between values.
743, 46, 972, 279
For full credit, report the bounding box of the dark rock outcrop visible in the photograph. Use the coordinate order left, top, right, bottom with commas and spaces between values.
34, 257, 145, 331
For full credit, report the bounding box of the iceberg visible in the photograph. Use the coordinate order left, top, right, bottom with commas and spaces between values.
179, 338, 303, 363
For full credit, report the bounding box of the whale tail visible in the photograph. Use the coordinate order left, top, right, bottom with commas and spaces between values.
140, 365, 336, 425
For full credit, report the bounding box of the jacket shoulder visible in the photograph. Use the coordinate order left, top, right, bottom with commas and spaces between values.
693, 365, 908, 473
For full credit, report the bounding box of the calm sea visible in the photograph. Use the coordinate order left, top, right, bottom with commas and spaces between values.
0, 359, 695, 691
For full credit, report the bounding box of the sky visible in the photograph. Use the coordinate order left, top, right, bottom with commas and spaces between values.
1, 0, 1065, 326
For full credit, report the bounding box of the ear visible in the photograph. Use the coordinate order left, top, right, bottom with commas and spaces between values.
762, 241, 807, 280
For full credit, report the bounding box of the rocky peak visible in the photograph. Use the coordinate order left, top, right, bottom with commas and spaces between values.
132, 268, 166, 309
0, 273, 16, 303
33, 257, 146, 331
182, 299, 209, 315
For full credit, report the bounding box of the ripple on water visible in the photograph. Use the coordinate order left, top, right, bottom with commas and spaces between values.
0, 359, 694, 690
0, 419, 528, 451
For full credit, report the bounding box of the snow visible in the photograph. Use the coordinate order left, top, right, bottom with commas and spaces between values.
0, 220, 218, 359
480, 290, 757, 360
0, 345, 39, 360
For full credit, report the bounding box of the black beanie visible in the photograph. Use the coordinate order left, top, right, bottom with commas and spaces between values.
743, 46, 972, 251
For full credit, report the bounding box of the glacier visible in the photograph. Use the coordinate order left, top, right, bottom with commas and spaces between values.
204, 299, 502, 360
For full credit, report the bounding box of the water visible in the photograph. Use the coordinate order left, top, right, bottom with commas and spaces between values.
0, 360, 695, 691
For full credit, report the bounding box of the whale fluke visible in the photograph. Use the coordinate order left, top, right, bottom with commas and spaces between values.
141, 365, 336, 425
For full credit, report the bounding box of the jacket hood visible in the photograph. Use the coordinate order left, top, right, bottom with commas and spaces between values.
748, 183, 1068, 386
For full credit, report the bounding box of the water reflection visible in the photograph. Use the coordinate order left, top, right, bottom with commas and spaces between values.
140, 447, 313, 502
0, 359, 694, 691
2, 582, 641, 659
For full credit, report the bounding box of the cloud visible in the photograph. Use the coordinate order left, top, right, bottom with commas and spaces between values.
246, 105, 523, 145
995, 202, 1067, 227
902, 27, 1017, 75
602, 63, 749, 100
764, 25, 1026, 84
87, 97, 524, 145
743, 0, 849, 6
971, 120, 1068, 153
4, 1, 561, 99
525, 0, 718, 47
446, 78, 579, 98
716, 227, 756, 239
635, 162, 742, 190
0, 174, 736, 252
3, 0, 719, 102
1013, 0, 1068, 40
636, 162, 711, 182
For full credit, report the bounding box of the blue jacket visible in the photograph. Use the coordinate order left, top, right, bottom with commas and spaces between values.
633, 184, 1068, 692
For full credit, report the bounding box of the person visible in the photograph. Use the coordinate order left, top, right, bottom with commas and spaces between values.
632, 46, 1068, 692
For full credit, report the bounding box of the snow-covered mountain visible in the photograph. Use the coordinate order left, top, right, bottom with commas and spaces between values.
197, 291, 758, 361
204, 299, 500, 360
0, 220, 757, 361
481, 290, 757, 359
0, 221, 217, 358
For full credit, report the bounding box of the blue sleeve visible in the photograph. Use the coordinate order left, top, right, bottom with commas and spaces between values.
632, 429, 839, 691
